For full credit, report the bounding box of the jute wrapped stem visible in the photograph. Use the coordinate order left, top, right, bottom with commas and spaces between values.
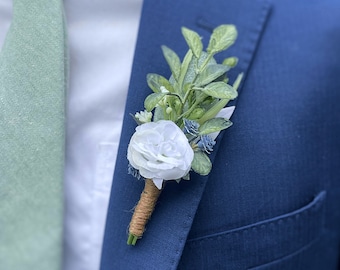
127, 178, 162, 245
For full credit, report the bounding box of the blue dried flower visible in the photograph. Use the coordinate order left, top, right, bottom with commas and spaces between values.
183, 119, 200, 136
197, 135, 216, 154
128, 163, 141, 180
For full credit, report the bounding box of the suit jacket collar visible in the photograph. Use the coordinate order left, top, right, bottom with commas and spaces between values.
101, 0, 271, 269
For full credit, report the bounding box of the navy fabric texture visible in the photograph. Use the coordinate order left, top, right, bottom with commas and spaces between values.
101, 0, 340, 269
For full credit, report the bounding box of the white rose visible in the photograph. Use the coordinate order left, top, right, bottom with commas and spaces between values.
127, 120, 194, 189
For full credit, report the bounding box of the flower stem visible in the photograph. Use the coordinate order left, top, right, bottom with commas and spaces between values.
127, 179, 162, 245
127, 233, 139, 245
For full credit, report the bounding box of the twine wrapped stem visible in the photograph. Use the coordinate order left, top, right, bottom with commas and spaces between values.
127, 178, 162, 245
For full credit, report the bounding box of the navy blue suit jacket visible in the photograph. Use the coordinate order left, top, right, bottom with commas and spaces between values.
101, 0, 340, 269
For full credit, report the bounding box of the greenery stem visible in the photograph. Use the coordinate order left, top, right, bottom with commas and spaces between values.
177, 92, 206, 121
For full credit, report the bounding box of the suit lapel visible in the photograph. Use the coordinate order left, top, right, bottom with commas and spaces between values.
101, 0, 271, 269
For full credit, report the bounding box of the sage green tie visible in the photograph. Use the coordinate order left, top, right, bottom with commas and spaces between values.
0, 1, 67, 269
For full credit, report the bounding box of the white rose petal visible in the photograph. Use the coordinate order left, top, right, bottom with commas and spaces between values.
127, 120, 194, 189
152, 178, 164, 189
216, 106, 235, 120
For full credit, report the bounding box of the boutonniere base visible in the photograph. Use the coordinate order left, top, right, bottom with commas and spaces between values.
127, 179, 161, 245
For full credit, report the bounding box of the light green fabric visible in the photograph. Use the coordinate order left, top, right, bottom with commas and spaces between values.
0, 1, 67, 269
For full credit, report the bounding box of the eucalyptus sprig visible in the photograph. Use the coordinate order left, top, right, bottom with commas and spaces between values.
144, 24, 242, 176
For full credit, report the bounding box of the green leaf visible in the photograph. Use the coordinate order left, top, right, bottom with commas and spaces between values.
147, 73, 174, 93
207, 24, 238, 54
182, 173, 190, 180
181, 27, 203, 59
223, 57, 238, 68
153, 106, 165, 121
161, 45, 181, 81
191, 151, 212, 175
198, 99, 230, 124
195, 64, 230, 86
188, 107, 205, 120
178, 49, 193, 90
233, 72, 244, 91
198, 73, 243, 124
144, 93, 166, 112
202, 82, 238, 99
198, 118, 233, 135
181, 52, 216, 86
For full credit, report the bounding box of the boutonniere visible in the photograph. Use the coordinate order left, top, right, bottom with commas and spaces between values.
126, 24, 243, 245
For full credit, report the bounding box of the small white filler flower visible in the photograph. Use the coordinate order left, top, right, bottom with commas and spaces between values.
134, 110, 153, 123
